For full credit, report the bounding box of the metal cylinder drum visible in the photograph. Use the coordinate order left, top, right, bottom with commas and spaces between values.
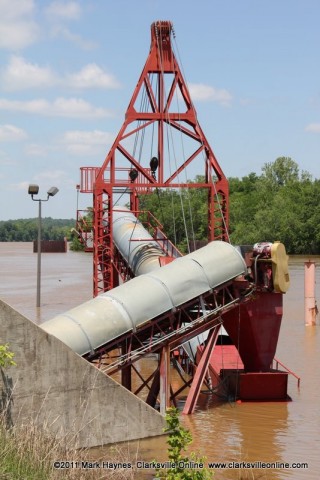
42, 240, 247, 356
112, 206, 166, 275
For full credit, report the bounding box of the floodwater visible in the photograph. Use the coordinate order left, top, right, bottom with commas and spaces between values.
0, 242, 93, 324
0, 243, 319, 479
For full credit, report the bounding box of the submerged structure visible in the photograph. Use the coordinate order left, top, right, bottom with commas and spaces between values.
43, 21, 293, 414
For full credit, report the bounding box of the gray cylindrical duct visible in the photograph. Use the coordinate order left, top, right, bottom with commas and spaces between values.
42, 241, 247, 356
112, 206, 166, 275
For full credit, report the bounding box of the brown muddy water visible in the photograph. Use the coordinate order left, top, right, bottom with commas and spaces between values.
0, 243, 319, 479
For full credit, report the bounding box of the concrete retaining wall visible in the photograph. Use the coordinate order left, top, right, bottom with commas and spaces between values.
0, 299, 165, 448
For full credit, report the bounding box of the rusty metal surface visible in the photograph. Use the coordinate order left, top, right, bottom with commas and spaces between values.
33, 239, 67, 253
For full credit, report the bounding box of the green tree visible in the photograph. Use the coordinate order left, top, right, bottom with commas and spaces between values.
0, 344, 16, 369
155, 407, 213, 480
261, 156, 299, 187
255, 158, 320, 253
229, 172, 262, 245
137, 159, 320, 254
139, 187, 204, 253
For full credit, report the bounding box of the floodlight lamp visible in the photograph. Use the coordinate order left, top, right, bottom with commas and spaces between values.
47, 186, 59, 197
28, 184, 39, 195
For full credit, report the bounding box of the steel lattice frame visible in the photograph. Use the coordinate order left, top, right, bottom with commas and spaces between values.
81, 20, 229, 296
85, 278, 253, 408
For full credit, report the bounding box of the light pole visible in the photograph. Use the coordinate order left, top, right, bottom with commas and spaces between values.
28, 184, 59, 308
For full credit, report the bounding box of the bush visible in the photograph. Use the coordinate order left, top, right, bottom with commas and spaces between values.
155, 407, 213, 479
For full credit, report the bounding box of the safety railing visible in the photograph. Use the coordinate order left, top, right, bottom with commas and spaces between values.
272, 356, 301, 388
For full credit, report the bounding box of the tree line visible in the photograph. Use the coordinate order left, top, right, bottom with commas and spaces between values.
0, 217, 74, 242
1, 158, 319, 254
228, 157, 320, 254
138, 157, 320, 255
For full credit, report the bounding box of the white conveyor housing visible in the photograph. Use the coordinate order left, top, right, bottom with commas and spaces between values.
112, 206, 168, 275
42, 239, 247, 356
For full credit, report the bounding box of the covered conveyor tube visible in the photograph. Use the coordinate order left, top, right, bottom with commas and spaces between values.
112, 206, 167, 275
42, 241, 247, 356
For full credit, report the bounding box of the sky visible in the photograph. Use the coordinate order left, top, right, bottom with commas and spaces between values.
0, 0, 319, 220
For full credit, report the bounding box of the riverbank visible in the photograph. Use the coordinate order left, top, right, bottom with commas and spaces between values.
0, 414, 138, 480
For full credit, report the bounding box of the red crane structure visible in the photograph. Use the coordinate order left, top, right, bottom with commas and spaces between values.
69, 21, 298, 413
79, 20, 229, 297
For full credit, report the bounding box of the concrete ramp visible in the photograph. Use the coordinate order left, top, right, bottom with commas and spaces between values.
0, 299, 165, 448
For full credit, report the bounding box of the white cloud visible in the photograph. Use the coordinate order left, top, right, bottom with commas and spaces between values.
61, 129, 114, 155
45, 2, 95, 51
66, 64, 120, 89
63, 130, 114, 144
45, 1, 82, 20
0, 97, 111, 118
239, 97, 255, 107
65, 144, 102, 155
8, 172, 67, 193
51, 98, 111, 118
1, 56, 57, 91
0, 124, 28, 141
0, 150, 14, 166
7, 182, 30, 192
8, 181, 31, 191
33, 170, 71, 194
50, 25, 97, 50
188, 83, 233, 107
25, 143, 49, 156
0, 20, 38, 51
0, 0, 34, 19
305, 123, 320, 133
1, 56, 119, 90
0, 0, 39, 50
34, 170, 67, 182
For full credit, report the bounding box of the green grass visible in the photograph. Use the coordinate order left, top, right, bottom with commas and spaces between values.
0, 416, 137, 480
0, 421, 53, 480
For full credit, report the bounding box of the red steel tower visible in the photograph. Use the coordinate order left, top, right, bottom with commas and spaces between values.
79, 20, 229, 296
